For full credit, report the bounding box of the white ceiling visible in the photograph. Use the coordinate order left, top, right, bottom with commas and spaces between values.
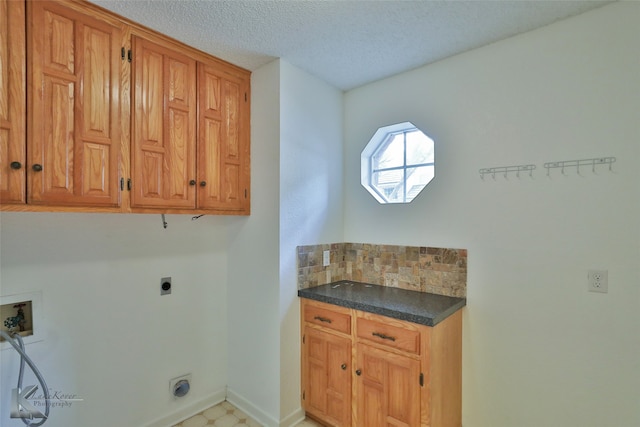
93, 0, 613, 91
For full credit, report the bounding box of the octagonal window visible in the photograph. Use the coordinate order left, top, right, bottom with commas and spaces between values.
361, 122, 434, 204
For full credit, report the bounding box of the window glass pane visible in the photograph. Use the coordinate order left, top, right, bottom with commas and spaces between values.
373, 133, 404, 169
372, 169, 404, 202
406, 130, 434, 165
405, 166, 434, 202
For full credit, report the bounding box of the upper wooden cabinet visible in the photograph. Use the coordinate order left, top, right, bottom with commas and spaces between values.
0, 0, 26, 204
131, 35, 197, 209
27, 0, 121, 207
197, 61, 250, 212
1, 0, 251, 215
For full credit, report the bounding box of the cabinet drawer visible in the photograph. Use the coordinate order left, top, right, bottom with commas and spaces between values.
304, 303, 351, 335
357, 317, 420, 355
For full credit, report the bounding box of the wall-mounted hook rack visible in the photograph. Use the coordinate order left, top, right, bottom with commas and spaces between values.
543, 157, 616, 176
479, 164, 536, 180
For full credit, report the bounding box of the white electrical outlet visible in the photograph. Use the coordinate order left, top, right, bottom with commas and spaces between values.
323, 250, 330, 267
588, 270, 608, 293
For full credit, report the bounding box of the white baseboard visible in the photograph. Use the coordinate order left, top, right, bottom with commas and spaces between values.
140, 387, 304, 427
141, 388, 226, 427
279, 407, 306, 427
226, 387, 280, 427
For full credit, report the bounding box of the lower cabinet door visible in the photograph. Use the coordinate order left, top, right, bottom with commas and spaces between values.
303, 327, 352, 427
355, 343, 421, 427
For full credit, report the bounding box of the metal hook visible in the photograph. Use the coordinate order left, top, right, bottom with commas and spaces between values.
161, 214, 168, 229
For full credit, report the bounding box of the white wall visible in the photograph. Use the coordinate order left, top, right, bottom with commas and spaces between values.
226, 60, 282, 426
344, 3, 640, 427
226, 59, 343, 427
279, 61, 343, 425
0, 212, 230, 427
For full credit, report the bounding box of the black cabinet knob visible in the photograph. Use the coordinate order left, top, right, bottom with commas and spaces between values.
355, 369, 362, 376
341, 364, 347, 370
199, 181, 206, 187
10, 161, 22, 170
32, 164, 43, 172
189, 180, 196, 186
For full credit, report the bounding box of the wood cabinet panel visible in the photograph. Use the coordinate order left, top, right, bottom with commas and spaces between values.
303, 326, 352, 427
304, 303, 352, 335
131, 35, 196, 208
0, 0, 26, 204
28, 0, 120, 206
357, 316, 421, 355
197, 61, 250, 212
356, 343, 421, 427
305, 329, 351, 426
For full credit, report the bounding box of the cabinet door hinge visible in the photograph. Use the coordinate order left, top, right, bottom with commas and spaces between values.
419, 373, 424, 387
302, 334, 305, 344
302, 391, 305, 400
244, 189, 247, 199
245, 92, 247, 102
127, 49, 132, 63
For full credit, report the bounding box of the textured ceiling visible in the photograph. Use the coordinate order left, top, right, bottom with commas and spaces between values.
93, 0, 613, 91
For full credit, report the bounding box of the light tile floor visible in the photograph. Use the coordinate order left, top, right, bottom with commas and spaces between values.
172, 401, 324, 427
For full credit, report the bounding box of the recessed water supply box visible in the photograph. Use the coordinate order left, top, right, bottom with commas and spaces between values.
0, 291, 44, 350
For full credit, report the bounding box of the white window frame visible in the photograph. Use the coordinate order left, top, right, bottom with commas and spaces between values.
361, 122, 435, 204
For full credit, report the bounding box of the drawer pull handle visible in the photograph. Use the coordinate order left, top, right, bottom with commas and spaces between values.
314, 316, 332, 324
372, 332, 396, 342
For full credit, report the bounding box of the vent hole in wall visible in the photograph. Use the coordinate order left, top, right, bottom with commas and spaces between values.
173, 379, 190, 398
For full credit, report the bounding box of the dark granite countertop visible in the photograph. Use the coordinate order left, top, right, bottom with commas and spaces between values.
298, 281, 466, 327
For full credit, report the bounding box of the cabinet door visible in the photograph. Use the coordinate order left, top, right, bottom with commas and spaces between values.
131, 35, 196, 208
355, 343, 421, 427
28, 1, 121, 206
197, 61, 250, 212
0, 0, 26, 204
303, 327, 352, 427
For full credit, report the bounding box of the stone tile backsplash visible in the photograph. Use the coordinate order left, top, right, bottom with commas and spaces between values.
297, 243, 467, 298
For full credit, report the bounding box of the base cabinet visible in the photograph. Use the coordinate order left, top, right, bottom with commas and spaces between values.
304, 327, 352, 427
301, 298, 462, 427
356, 343, 421, 427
